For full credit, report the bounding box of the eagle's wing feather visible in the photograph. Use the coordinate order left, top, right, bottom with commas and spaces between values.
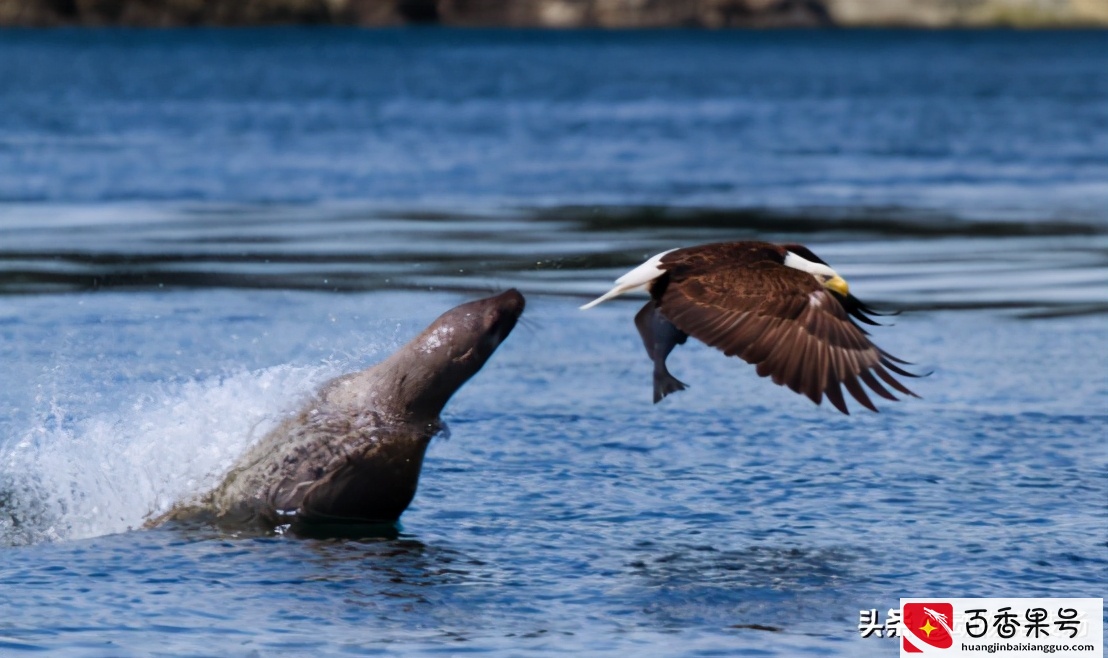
656, 253, 916, 414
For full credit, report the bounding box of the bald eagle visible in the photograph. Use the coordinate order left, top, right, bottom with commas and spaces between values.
581, 241, 920, 413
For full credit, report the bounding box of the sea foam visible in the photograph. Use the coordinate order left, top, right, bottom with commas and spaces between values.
0, 362, 338, 546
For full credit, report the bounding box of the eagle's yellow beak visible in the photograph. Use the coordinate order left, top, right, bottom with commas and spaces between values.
824, 275, 850, 296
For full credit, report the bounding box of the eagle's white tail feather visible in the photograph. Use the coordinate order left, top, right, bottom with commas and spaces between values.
579, 286, 630, 310
579, 248, 677, 310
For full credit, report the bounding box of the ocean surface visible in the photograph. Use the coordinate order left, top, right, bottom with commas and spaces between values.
1, 29, 1106, 656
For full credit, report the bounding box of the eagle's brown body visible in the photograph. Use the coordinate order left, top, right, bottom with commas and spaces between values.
584, 241, 919, 412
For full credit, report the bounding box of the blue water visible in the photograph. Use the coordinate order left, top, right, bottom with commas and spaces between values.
3, 29, 1107, 215
1, 29, 1107, 656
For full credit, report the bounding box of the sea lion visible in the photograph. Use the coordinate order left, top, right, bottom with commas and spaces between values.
150, 289, 524, 530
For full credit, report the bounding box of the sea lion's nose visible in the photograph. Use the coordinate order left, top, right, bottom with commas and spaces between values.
495, 288, 525, 315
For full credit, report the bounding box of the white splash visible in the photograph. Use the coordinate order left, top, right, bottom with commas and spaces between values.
0, 362, 338, 546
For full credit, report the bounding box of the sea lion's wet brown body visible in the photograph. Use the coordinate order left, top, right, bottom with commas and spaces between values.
151, 290, 524, 529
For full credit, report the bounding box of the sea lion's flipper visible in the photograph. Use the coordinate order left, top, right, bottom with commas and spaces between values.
296, 443, 427, 525
635, 301, 689, 403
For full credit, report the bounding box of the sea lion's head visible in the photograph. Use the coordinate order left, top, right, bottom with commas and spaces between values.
392, 289, 525, 419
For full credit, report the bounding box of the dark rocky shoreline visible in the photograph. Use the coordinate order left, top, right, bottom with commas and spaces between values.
0, 0, 822, 28
2, 0, 1106, 28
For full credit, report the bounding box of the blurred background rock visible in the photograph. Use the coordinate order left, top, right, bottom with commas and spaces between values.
2, 0, 1106, 27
